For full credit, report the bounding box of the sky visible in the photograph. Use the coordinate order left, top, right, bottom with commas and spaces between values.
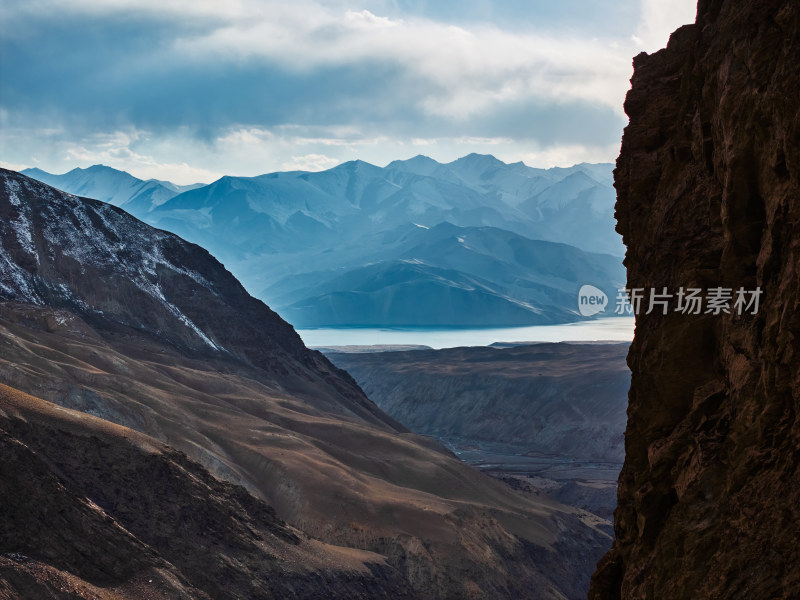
1, 0, 697, 184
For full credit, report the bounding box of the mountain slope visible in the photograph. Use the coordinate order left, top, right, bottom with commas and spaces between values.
148, 154, 622, 259
0, 383, 401, 599
1, 169, 610, 599
279, 260, 554, 327
326, 343, 630, 521
0, 168, 386, 426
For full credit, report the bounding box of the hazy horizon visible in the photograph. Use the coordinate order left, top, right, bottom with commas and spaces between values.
19, 151, 617, 187
1, 0, 696, 184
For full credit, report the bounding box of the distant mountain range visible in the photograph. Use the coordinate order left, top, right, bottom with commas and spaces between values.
23, 155, 625, 328
22, 164, 204, 213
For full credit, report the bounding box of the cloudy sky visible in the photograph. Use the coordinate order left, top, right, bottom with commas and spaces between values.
1, 0, 696, 184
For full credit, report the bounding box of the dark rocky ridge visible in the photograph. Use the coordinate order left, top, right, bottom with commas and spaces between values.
591, 1, 800, 598
0, 168, 395, 429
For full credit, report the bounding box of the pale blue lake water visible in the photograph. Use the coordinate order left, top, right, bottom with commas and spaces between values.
297, 317, 634, 349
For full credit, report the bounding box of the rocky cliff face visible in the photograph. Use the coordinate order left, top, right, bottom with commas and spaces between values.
591, 1, 800, 598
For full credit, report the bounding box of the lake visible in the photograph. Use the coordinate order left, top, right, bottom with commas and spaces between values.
297, 316, 634, 349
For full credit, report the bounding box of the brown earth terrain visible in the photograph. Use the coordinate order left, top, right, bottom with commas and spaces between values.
0, 383, 403, 600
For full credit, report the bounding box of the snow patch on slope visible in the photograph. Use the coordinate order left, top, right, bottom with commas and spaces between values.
1, 171, 222, 351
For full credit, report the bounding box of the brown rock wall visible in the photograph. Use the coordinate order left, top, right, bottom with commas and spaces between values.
591, 2, 800, 598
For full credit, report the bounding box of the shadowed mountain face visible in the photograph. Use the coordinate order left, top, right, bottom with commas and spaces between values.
24, 156, 625, 327
327, 343, 630, 462
326, 343, 630, 521
591, 1, 800, 599
0, 170, 610, 599
271, 222, 625, 327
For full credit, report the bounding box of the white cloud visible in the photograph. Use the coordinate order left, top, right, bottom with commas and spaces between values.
633, 0, 697, 53
135, 161, 220, 185
2, 0, 678, 177
1, 119, 623, 182
511, 143, 622, 168
215, 128, 275, 147
209, 125, 389, 172
166, 3, 636, 117
64, 139, 221, 184
0, 160, 31, 172
0, 127, 222, 184
281, 154, 340, 172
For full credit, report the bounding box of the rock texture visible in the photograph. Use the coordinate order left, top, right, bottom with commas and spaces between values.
591, 1, 800, 598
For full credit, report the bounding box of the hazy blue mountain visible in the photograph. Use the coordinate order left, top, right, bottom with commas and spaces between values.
278, 260, 549, 327
21, 164, 204, 212
23, 155, 624, 328
148, 157, 528, 254
267, 223, 624, 327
